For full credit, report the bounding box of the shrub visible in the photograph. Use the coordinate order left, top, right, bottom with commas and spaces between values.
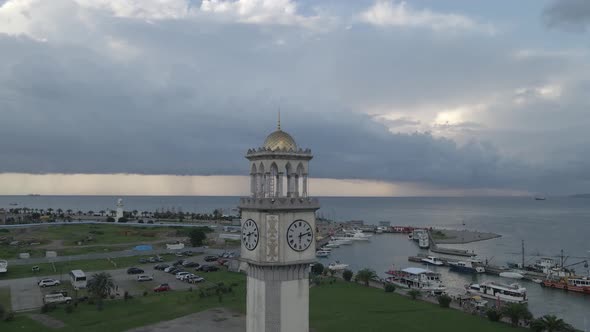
106, 217, 115, 223
384, 284, 396, 293
486, 309, 501, 322
0, 304, 5, 320
143, 291, 148, 297
3, 311, 14, 322
438, 294, 452, 308
311, 263, 324, 275
342, 269, 353, 282
65, 305, 74, 314
408, 289, 421, 300
124, 291, 132, 301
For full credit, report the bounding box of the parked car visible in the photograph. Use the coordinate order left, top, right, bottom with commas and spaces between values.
182, 250, 193, 256
38, 279, 61, 287
187, 275, 205, 283
155, 256, 164, 262
179, 273, 195, 281
172, 260, 185, 267
154, 283, 171, 292
167, 268, 180, 274
183, 262, 200, 268
175, 252, 184, 257
127, 267, 144, 275
137, 275, 153, 282
164, 266, 175, 273
175, 272, 190, 280
148, 257, 157, 263
204, 255, 219, 262
43, 293, 72, 304
198, 265, 219, 272
154, 264, 169, 270
49, 289, 68, 297
139, 258, 148, 263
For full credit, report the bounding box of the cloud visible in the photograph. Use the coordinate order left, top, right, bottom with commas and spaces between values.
543, 0, 590, 32
359, 0, 491, 33
0, 0, 589, 196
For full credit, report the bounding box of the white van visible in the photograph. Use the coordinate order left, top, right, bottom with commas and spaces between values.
69, 270, 87, 290
44, 293, 72, 304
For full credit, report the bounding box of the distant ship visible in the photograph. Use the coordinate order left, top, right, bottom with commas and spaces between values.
27, 194, 41, 197
534, 196, 546, 201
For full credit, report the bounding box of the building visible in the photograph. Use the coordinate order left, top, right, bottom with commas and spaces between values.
115, 198, 124, 222
239, 118, 320, 332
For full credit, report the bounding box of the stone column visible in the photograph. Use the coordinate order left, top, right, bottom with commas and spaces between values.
265, 172, 271, 198
302, 174, 308, 197
257, 173, 263, 197
294, 175, 300, 197
277, 173, 284, 197
286, 175, 292, 197
251, 173, 257, 197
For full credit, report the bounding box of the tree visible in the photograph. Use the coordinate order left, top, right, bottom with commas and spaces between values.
501, 303, 531, 327
354, 268, 376, 287
311, 263, 324, 275
531, 315, 574, 332
342, 269, 353, 282
99, 210, 105, 217
407, 289, 421, 300
189, 228, 207, 246
438, 294, 452, 308
486, 309, 501, 322
106, 217, 115, 223
117, 217, 128, 223
87, 272, 115, 304
384, 284, 396, 293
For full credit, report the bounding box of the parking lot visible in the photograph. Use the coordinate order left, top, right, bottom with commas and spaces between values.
0, 250, 238, 311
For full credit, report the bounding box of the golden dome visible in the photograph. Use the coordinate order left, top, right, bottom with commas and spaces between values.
263, 130, 297, 151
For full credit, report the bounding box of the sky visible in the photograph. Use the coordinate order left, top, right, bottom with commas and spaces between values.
0, 0, 589, 196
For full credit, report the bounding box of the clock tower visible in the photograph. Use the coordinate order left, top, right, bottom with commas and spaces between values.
239, 118, 319, 332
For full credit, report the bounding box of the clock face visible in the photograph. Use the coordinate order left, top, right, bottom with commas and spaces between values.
287, 220, 313, 252
242, 219, 259, 251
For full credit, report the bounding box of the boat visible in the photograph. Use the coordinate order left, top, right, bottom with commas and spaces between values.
407, 233, 413, 240
499, 271, 524, 279
526, 257, 558, 274
324, 242, 340, 248
316, 250, 330, 258
385, 267, 446, 295
8, 203, 17, 206
0, 260, 7, 274
534, 196, 546, 201
531, 279, 543, 284
449, 260, 485, 274
328, 262, 349, 271
421, 256, 444, 266
541, 275, 590, 294
466, 281, 527, 304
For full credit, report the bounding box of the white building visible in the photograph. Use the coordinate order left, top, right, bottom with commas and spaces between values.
115, 198, 124, 222
239, 119, 319, 332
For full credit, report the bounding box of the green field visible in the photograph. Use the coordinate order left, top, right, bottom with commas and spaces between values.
0, 286, 11, 311
0, 274, 528, 332
0, 254, 176, 280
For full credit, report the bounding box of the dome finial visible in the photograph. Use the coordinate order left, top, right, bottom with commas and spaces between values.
277, 108, 281, 130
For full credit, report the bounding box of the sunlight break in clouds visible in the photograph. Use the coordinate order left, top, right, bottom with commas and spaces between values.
360, 0, 490, 33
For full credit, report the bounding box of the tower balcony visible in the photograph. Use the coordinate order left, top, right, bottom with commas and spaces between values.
239, 197, 320, 211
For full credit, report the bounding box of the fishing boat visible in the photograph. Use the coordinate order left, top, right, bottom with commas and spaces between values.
449, 260, 485, 274
328, 262, 349, 271
466, 281, 527, 304
385, 267, 446, 295
499, 271, 524, 279
0, 260, 7, 274
421, 256, 444, 266
541, 275, 590, 294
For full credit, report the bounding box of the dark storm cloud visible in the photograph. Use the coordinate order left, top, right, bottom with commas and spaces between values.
0, 4, 588, 195
543, 0, 590, 32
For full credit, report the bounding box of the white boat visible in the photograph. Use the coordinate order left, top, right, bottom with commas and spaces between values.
418, 232, 429, 249
466, 281, 527, 304
0, 260, 7, 274
328, 262, 349, 271
325, 243, 340, 248
333, 232, 371, 241
343, 229, 372, 238
499, 271, 524, 279
421, 256, 444, 266
316, 250, 330, 258
385, 267, 446, 295
449, 260, 485, 274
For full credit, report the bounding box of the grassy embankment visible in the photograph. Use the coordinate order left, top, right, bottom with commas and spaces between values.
1, 273, 527, 332
0, 224, 186, 259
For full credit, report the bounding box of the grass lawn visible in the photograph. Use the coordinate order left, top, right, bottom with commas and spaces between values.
310, 281, 527, 332
0, 254, 176, 280
0, 286, 11, 311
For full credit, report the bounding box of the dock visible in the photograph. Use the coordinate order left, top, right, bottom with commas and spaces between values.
427, 230, 477, 257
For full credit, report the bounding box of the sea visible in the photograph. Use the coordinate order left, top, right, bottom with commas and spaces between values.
1, 195, 589, 329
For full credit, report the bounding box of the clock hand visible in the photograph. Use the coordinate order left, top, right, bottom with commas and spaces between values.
298, 232, 311, 238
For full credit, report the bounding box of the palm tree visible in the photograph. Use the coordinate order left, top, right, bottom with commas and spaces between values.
87, 272, 115, 300
99, 210, 105, 217
531, 315, 574, 332
47, 208, 53, 215
501, 303, 531, 327
354, 268, 377, 287
66, 209, 72, 215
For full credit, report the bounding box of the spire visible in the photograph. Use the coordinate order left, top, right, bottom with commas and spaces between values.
277, 108, 281, 130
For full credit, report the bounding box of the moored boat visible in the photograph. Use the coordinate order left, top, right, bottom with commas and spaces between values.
449, 260, 485, 274
328, 262, 349, 271
541, 275, 590, 294
421, 256, 444, 266
499, 271, 524, 279
316, 250, 330, 258
385, 266, 446, 295
466, 281, 527, 304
